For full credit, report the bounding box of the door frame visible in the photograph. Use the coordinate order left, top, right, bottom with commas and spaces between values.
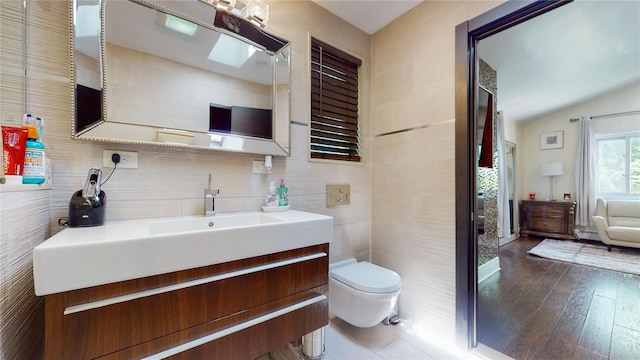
454, 0, 572, 349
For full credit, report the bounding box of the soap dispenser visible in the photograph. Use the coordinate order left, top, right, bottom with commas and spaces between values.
265, 181, 279, 207
278, 178, 288, 206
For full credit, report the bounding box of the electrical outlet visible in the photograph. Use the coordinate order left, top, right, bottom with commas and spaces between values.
103, 150, 139, 169
252, 160, 271, 174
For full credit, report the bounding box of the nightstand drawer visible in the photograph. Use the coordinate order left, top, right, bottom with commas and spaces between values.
530, 218, 565, 233
530, 205, 565, 219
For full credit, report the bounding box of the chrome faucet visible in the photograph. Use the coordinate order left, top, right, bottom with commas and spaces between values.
204, 173, 219, 217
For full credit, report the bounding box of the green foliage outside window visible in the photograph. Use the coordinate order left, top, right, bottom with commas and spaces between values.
597, 135, 640, 195
631, 137, 640, 193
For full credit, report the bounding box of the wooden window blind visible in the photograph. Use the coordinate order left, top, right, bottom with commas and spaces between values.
310, 38, 362, 162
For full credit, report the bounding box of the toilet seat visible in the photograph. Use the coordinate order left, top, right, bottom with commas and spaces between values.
330, 262, 401, 293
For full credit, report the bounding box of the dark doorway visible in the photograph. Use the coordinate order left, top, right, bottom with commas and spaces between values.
454, 0, 572, 351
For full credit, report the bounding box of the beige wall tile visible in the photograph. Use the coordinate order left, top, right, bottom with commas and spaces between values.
371, 0, 506, 347
0, 189, 50, 359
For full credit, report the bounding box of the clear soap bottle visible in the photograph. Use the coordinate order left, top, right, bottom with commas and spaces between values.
265, 181, 279, 207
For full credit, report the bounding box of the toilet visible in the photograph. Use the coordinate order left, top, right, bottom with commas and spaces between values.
329, 258, 401, 328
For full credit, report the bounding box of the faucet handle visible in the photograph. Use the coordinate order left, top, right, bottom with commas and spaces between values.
205, 174, 219, 216
205, 188, 220, 196
205, 173, 219, 194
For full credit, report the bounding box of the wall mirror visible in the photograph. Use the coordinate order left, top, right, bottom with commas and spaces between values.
477, 86, 493, 169
72, 0, 291, 156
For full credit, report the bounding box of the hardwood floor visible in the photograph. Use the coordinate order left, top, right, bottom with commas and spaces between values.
477, 236, 640, 360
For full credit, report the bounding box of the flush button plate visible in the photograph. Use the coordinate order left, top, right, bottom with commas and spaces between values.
326, 184, 350, 206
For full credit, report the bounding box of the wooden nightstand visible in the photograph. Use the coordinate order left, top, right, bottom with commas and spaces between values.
520, 200, 577, 240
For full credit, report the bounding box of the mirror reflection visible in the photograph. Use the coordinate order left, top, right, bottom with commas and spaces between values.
72, 0, 291, 156
476, 59, 499, 271
73, 0, 102, 132
477, 86, 493, 168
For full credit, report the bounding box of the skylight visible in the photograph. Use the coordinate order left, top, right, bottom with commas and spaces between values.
207, 33, 258, 68
75, 4, 101, 38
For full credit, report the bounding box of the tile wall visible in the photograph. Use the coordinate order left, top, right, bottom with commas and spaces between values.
0, 189, 49, 359
370, 0, 506, 347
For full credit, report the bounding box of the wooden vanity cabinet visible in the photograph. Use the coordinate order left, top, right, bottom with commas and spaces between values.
520, 200, 577, 240
44, 243, 329, 359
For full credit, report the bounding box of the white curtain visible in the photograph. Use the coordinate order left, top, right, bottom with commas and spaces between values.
575, 116, 596, 227
496, 111, 511, 241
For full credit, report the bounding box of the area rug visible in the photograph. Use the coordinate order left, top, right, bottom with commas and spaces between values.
527, 239, 640, 276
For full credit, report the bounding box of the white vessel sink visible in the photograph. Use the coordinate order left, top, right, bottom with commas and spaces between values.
33, 210, 333, 296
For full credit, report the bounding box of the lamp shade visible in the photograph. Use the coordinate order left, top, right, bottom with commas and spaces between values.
540, 162, 564, 176
203, 0, 237, 11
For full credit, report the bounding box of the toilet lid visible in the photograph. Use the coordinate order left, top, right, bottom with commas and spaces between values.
330, 262, 401, 293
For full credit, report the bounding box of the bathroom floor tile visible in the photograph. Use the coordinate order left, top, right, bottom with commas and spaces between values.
266, 320, 474, 360
331, 317, 398, 351
377, 338, 434, 359
268, 344, 302, 360
349, 318, 466, 360
324, 323, 384, 359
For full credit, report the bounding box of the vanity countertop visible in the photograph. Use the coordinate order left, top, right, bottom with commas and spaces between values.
33, 210, 333, 296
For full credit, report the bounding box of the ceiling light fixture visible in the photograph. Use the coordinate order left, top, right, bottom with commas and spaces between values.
156, 12, 198, 37
241, 0, 269, 28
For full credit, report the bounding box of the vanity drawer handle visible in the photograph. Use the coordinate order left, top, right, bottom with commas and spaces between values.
142, 294, 327, 360
64, 252, 327, 315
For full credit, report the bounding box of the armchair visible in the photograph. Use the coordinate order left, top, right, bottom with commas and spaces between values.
592, 198, 640, 251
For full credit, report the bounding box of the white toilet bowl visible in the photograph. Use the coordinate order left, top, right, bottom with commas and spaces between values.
329, 258, 401, 328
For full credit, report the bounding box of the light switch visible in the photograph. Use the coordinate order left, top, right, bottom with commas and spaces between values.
326, 184, 350, 206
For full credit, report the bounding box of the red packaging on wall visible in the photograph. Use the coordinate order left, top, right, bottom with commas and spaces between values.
2, 126, 28, 175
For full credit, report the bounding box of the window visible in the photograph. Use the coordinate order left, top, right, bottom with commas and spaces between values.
310, 37, 362, 162
596, 132, 640, 198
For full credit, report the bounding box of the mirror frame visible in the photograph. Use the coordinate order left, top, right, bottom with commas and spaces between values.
70, 0, 292, 156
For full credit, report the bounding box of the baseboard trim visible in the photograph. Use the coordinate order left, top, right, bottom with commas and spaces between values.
499, 234, 518, 246
472, 343, 515, 360
478, 257, 500, 283
576, 229, 601, 241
